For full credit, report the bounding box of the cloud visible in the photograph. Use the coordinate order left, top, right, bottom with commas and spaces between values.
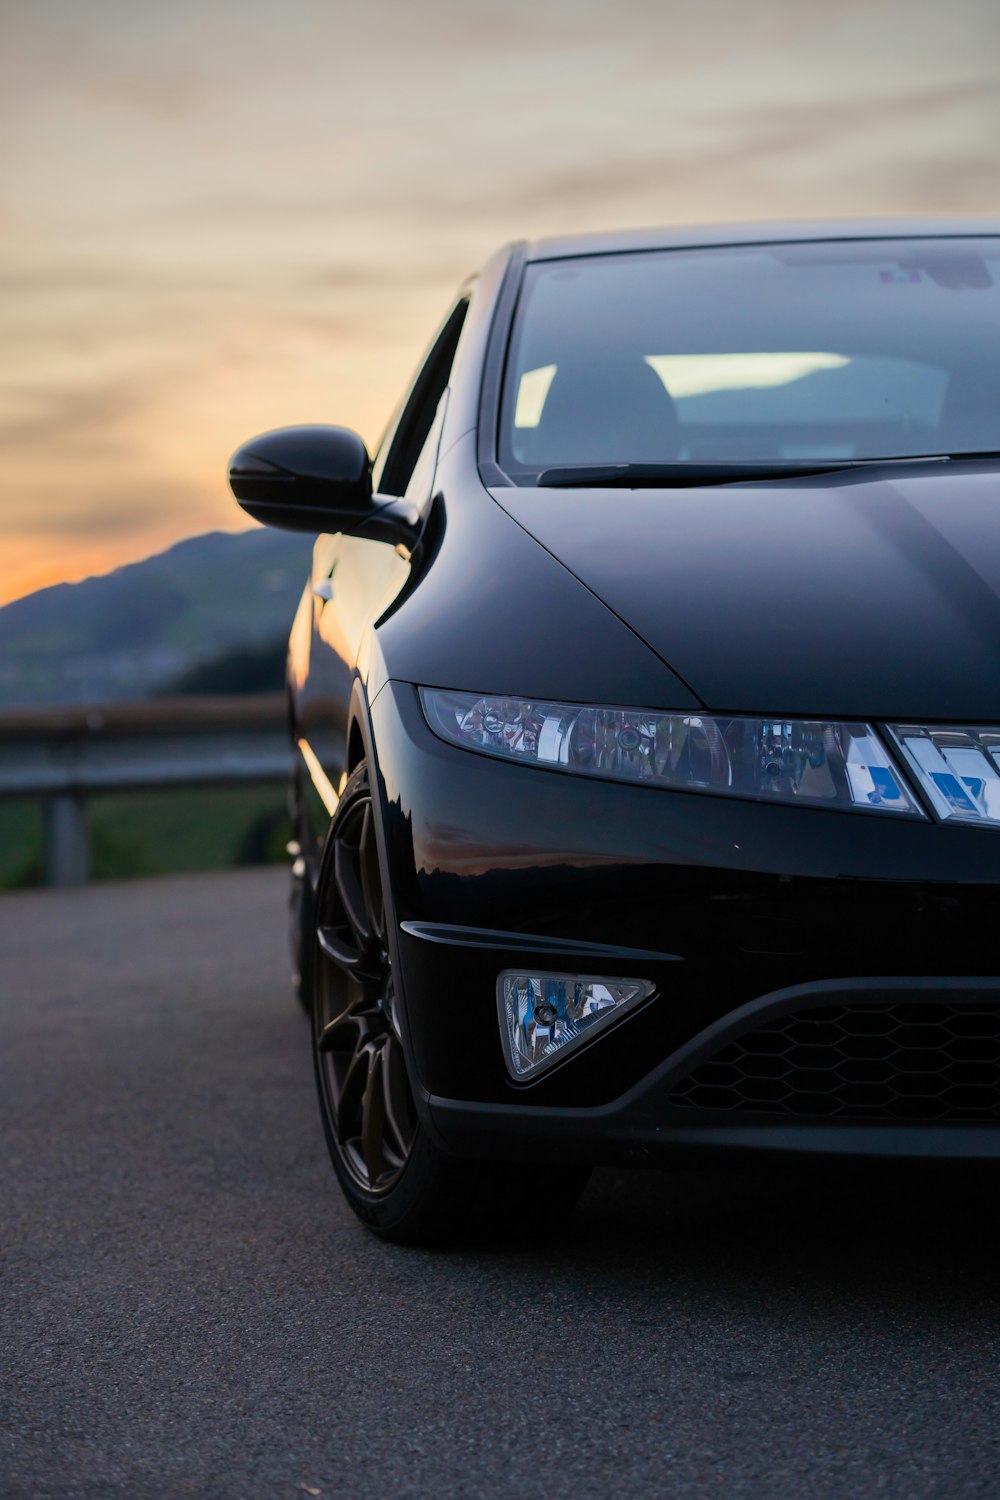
888, 157, 1000, 212
153, 72, 997, 244
0, 264, 236, 294
0, 470, 234, 606
87, 73, 209, 119
0, 480, 204, 541
387, 76, 1000, 223
720, 76, 1000, 156
0, 376, 157, 451
4, 0, 1000, 608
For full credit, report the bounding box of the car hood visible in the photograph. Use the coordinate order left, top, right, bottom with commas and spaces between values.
491, 462, 1000, 721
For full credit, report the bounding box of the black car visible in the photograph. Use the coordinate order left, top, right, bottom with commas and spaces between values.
230, 220, 1000, 1244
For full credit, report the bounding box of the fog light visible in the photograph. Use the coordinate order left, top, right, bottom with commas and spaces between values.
498, 970, 654, 1079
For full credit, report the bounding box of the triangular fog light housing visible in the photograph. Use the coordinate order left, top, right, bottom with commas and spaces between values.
498, 970, 654, 1080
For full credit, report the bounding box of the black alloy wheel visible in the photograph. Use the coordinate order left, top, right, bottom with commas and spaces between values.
313, 764, 417, 1197
310, 761, 591, 1245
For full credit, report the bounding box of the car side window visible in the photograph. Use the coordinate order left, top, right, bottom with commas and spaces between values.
402, 393, 448, 503
371, 297, 469, 498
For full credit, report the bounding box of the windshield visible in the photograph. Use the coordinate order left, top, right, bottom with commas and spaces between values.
499, 238, 1000, 478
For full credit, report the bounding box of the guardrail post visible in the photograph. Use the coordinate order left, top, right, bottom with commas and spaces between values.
43, 793, 89, 887
0, 694, 291, 889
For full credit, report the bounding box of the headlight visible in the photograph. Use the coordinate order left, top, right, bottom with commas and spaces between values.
888, 724, 1000, 825
420, 688, 922, 816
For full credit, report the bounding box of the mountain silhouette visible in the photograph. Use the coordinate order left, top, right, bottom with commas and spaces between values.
0, 529, 312, 708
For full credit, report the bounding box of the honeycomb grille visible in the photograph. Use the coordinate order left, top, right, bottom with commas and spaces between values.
670, 1002, 1000, 1123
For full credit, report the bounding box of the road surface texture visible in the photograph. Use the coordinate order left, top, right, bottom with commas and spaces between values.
2, 868, 999, 1500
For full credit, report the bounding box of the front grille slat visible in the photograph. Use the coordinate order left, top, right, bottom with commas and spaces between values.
670, 1003, 1000, 1123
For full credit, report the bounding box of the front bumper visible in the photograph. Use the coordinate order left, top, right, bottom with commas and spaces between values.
369, 680, 1000, 1162
428, 975, 1000, 1164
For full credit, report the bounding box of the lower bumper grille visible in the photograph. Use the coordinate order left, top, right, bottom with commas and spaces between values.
670, 1002, 1000, 1124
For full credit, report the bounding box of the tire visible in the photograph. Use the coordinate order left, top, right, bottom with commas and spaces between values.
310, 761, 590, 1246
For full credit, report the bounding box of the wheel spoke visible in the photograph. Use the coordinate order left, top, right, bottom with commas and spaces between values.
383, 973, 403, 1041
381, 1037, 414, 1163
319, 924, 386, 996
359, 805, 386, 948
317, 1009, 361, 1053
317, 924, 361, 970
318, 974, 381, 1052
334, 831, 371, 950
361, 1047, 388, 1183
335, 1042, 372, 1145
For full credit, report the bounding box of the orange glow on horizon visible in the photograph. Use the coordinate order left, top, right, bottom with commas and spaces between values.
0, 526, 258, 608
3, 0, 1000, 609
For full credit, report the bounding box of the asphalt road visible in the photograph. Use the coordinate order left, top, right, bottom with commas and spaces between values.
2, 868, 1000, 1500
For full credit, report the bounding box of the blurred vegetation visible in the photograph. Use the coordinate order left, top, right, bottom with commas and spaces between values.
0, 786, 290, 890
1, 804, 43, 890
158, 636, 288, 696
0, 529, 310, 708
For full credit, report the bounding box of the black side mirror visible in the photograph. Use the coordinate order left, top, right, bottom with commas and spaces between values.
228, 425, 419, 546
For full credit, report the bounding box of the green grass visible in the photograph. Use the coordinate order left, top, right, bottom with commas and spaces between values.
0, 803, 43, 889
0, 785, 290, 889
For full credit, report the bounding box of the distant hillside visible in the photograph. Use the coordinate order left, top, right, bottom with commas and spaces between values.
0, 529, 312, 707
158, 637, 291, 697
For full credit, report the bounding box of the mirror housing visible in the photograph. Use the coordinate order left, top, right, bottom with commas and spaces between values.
228, 424, 420, 546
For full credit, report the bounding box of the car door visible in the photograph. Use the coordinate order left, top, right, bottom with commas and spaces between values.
296, 298, 469, 807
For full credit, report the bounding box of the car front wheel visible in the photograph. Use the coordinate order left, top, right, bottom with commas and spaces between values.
310, 761, 589, 1245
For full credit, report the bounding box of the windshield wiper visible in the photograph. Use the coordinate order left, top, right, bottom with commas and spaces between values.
534, 457, 956, 488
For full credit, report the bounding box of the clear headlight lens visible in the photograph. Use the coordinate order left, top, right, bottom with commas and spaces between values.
420, 689, 921, 816
888, 725, 1000, 825
498, 971, 655, 1078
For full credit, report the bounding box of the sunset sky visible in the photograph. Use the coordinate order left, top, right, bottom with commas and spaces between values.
3, 0, 999, 604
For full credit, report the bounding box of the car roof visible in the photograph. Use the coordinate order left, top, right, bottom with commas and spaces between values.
526, 218, 1000, 262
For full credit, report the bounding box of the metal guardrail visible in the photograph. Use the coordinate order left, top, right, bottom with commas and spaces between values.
0, 694, 292, 887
